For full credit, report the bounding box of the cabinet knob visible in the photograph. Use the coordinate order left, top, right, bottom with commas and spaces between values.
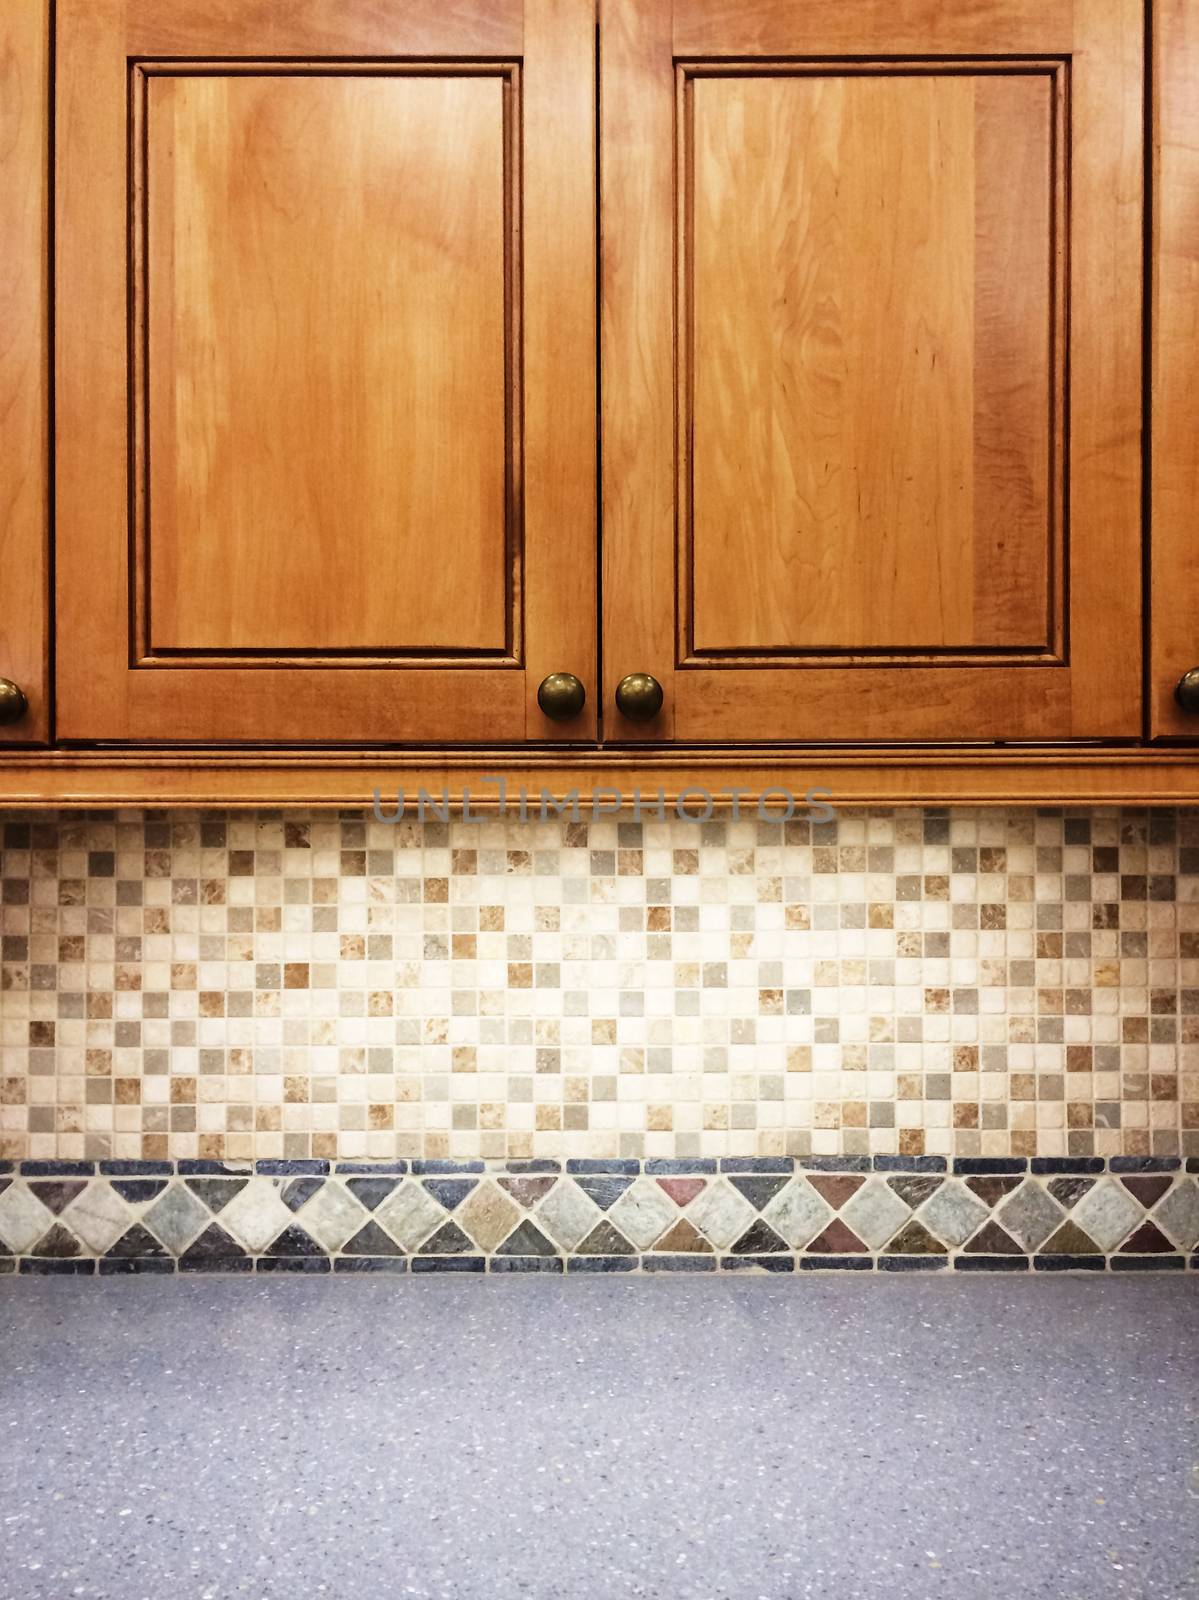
0, 679, 28, 725
1175, 669, 1199, 714
536, 672, 586, 722
614, 672, 664, 722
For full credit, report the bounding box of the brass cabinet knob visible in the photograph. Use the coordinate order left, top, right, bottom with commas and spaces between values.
0, 679, 28, 725
1176, 669, 1199, 713
614, 672, 664, 722
536, 672, 586, 722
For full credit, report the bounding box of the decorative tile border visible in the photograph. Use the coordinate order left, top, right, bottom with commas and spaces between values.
1, 1157, 1196, 1275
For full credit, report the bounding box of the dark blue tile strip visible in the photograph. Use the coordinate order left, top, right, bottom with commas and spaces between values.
178, 1160, 253, 1176
799, 1156, 872, 1173
1111, 1255, 1185, 1272
953, 1159, 1028, 1175
1109, 1157, 1181, 1173
1034, 1255, 1107, 1272
20, 1258, 95, 1275
643, 1255, 717, 1273
953, 1256, 1029, 1273
645, 1159, 718, 1175
490, 1256, 564, 1274
872, 1156, 947, 1173
255, 1160, 329, 1176
334, 1162, 408, 1174
19, 1161, 94, 1177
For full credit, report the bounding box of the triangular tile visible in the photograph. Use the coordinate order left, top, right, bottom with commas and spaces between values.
266, 1223, 324, 1257
185, 1178, 249, 1214
966, 1176, 1022, 1206
280, 1177, 324, 1212
498, 1176, 557, 1209
341, 1219, 403, 1257
1040, 1220, 1101, 1256
729, 1176, 789, 1212
30, 1222, 82, 1258
1119, 1220, 1176, 1254
1047, 1177, 1094, 1209
888, 1176, 943, 1209
656, 1178, 706, 1208
29, 1180, 86, 1216
112, 1179, 166, 1205
1121, 1176, 1173, 1208
653, 1217, 712, 1254
576, 1219, 635, 1256
180, 1223, 243, 1264
575, 1176, 633, 1211
964, 1220, 1024, 1254
105, 1223, 169, 1260
422, 1179, 477, 1212
806, 1175, 865, 1210
731, 1217, 788, 1254
345, 1178, 399, 1212
805, 1218, 869, 1255
884, 1219, 947, 1256
496, 1220, 558, 1257
419, 1219, 474, 1255
0, 1179, 9, 1199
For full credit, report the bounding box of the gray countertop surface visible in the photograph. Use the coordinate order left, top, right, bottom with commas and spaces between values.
1, 1276, 1196, 1600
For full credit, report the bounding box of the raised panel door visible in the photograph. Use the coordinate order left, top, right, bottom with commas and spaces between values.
602, 0, 1143, 743
56, 0, 596, 743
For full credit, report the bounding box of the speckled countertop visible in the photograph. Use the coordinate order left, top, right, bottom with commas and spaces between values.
1, 1277, 1196, 1600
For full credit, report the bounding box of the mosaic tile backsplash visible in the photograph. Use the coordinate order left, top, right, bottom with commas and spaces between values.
1, 807, 1197, 1168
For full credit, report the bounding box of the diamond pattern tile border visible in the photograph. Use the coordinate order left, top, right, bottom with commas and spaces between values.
0, 1157, 1196, 1274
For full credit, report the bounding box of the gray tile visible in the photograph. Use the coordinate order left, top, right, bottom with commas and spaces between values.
608, 1180, 677, 1249
762, 1179, 831, 1248
918, 1184, 990, 1248
297, 1183, 367, 1252
0, 1186, 55, 1253
996, 1183, 1064, 1252
67, 1183, 135, 1254
1153, 1179, 1199, 1249
218, 1181, 295, 1253
840, 1181, 910, 1250
537, 1182, 601, 1250
374, 1182, 446, 1252
1070, 1182, 1143, 1253
144, 1184, 211, 1255
688, 1181, 757, 1249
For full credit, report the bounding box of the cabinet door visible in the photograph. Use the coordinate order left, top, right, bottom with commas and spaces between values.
0, 0, 49, 744
602, 0, 1143, 743
56, 0, 595, 743
1151, 0, 1199, 738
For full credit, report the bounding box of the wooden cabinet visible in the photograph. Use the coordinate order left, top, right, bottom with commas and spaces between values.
602, 0, 1143, 743
1, 0, 1198, 803
54, 0, 596, 744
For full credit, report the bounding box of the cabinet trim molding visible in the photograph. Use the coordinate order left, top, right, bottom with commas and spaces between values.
1, 749, 1198, 809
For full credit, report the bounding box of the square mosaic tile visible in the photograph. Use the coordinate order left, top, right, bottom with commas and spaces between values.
0, 807, 1196, 1169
